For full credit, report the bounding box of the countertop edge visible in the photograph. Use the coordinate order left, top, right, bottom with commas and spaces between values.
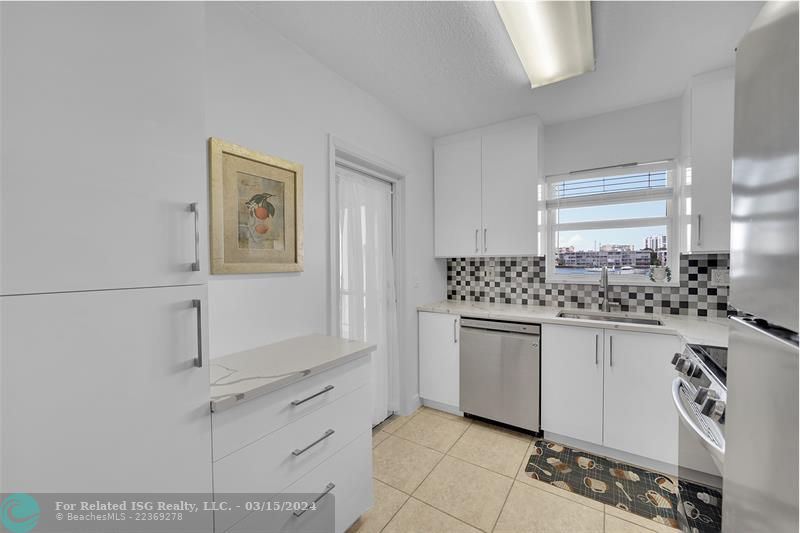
210, 344, 375, 413
417, 302, 729, 346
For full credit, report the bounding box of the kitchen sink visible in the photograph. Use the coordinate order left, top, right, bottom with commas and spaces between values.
556, 311, 664, 326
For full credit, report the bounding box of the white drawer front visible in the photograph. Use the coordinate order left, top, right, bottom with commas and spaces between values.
225, 431, 372, 533
214, 383, 370, 499
212, 356, 369, 461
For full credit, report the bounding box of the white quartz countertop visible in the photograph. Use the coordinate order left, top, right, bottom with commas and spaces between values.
418, 300, 729, 347
209, 334, 376, 412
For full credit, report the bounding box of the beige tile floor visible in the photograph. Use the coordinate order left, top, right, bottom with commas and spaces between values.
348, 406, 679, 533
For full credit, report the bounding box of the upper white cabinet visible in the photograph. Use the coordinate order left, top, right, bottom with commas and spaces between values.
686, 68, 735, 253
434, 116, 541, 258
0, 3, 207, 295
433, 136, 483, 257
418, 311, 460, 409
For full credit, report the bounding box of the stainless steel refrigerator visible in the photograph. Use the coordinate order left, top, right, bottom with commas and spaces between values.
723, 3, 799, 533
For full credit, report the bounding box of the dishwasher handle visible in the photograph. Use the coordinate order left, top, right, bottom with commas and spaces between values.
460, 318, 540, 336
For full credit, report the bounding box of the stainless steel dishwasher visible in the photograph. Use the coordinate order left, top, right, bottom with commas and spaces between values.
460, 318, 541, 432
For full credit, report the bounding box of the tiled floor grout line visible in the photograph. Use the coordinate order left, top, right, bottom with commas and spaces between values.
379, 417, 481, 532
375, 409, 669, 533
488, 473, 516, 533
374, 486, 410, 533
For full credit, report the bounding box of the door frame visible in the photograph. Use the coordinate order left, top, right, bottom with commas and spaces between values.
328, 135, 406, 414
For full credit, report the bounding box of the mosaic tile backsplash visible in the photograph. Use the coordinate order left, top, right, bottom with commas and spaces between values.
447, 254, 730, 317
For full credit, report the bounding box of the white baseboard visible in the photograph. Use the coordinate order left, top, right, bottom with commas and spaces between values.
399, 394, 422, 416
420, 398, 463, 417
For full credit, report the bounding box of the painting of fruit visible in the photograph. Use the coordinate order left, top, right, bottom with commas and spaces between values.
209, 137, 303, 274
236, 173, 285, 250
247, 193, 276, 222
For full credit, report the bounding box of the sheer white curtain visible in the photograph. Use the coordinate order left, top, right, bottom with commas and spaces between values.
337, 166, 399, 426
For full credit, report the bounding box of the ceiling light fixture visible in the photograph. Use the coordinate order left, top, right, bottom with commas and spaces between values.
495, 1, 595, 89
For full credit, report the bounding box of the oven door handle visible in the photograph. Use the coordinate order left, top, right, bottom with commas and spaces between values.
671, 377, 725, 458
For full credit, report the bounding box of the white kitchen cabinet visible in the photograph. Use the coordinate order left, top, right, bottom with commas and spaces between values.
1, 284, 212, 498
1, 3, 207, 295
434, 135, 483, 257
688, 67, 735, 252
481, 118, 540, 256
212, 356, 372, 533
541, 324, 605, 445
542, 323, 681, 466
434, 116, 541, 258
418, 311, 460, 408
603, 330, 680, 465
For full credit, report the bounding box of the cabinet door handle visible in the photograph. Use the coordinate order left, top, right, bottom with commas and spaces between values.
696, 213, 702, 247
609, 336, 613, 367
293, 482, 335, 517
192, 299, 203, 367
189, 203, 201, 272
595, 334, 599, 365
475, 229, 479, 253
292, 429, 335, 456
484, 228, 488, 252
453, 318, 458, 343
291, 385, 334, 406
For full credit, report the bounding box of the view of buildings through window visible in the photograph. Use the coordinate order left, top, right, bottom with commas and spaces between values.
554, 232, 668, 274
548, 167, 673, 278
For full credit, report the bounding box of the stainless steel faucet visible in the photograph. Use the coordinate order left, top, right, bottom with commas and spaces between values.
599, 266, 619, 312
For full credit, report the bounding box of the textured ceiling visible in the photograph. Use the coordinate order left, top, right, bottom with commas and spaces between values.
246, 1, 762, 137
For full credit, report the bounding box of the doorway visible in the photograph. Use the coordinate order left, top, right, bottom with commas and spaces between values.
331, 141, 403, 427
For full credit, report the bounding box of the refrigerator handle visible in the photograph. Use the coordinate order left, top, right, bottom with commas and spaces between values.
190, 202, 201, 272
696, 213, 702, 247
192, 299, 203, 367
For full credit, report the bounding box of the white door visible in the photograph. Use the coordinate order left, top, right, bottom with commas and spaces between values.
1, 3, 206, 295
541, 324, 604, 445
418, 311, 460, 408
481, 117, 540, 256
690, 68, 735, 252
603, 330, 680, 465
434, 135, 483, 257
1, 285, 213, 499
336, 167, 398, 426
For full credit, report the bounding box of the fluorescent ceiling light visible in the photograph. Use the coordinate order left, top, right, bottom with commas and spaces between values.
495, 1, 595, 89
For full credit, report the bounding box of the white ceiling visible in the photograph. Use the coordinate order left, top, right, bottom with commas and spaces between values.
247, 1, 762, 137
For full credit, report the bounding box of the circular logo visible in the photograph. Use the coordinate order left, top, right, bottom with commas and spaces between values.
0, 493, 40, 533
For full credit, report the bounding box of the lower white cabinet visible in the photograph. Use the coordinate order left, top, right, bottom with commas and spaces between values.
212, 356, 372, 533
541, 325, 604, 445
542, 324, 681, 465
418, 311, 460, 408
1, 285, 213, 498
603, 330, 680, 465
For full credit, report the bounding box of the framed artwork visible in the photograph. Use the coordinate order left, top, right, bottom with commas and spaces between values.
209, 138, 304, 273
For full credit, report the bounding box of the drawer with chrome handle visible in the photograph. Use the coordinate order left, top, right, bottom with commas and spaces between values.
293, 482, 335, 517
291, 385, 334, 406
292, 429, 335, 456
213, 384, 370, 496
212, 356, 369, 461
226, 432, 372, 533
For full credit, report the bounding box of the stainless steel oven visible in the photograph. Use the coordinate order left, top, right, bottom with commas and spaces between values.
671, 343, 727, 532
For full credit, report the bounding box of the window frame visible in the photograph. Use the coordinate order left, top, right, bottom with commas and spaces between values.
543, 161, 680, 286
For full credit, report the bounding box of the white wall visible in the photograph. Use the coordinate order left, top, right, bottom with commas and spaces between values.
543, 98, 682, 176
205, 4, 443, 413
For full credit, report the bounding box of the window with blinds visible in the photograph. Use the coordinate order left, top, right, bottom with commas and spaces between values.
544, 161, 677, 283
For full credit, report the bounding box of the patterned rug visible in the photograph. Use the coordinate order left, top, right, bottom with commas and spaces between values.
523, 439, 723, 532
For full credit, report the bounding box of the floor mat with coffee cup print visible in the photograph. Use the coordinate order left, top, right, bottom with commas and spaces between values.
524, 439, 722, 532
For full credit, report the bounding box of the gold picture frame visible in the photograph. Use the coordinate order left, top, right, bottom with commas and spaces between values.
209, 138, 304, 273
